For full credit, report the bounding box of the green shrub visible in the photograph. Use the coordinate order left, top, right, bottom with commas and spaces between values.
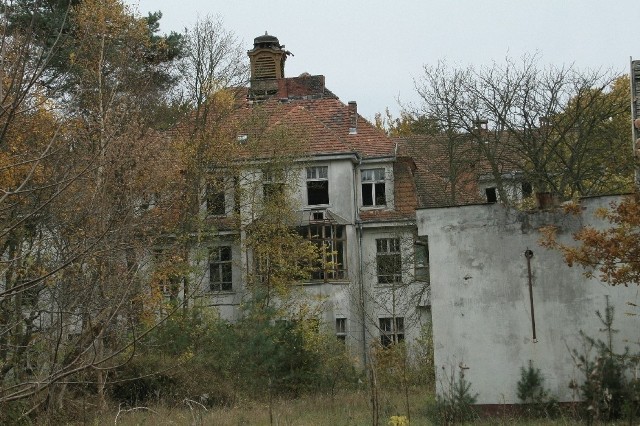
429, 365, 478, 424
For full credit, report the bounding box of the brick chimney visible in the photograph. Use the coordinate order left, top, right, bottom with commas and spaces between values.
348, 101, 358, 134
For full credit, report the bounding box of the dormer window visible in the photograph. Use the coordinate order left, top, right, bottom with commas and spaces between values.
361, 168, 386, 207
306, 166, 329, 205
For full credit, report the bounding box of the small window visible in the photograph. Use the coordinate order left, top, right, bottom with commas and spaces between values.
210, 246, 232, 291
485, 187, 497, 203
379, 317, 404, 347
207, 178, 226, 215
376, 238, 402, 284
307, 166, 329, 205
414, 237, 429, 282
362, 168, 386, 207
522, 182, 533, 198
336, 318, 347, 342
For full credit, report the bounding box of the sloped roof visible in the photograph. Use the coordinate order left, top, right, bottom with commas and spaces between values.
223, 77, 395, 160
396, 135, 487, 208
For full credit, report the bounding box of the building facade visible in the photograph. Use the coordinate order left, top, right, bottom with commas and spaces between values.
187, 34, 431, 362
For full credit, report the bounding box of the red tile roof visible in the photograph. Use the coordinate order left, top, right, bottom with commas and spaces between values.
396, 135, 486, 208
223, 76, 395, 160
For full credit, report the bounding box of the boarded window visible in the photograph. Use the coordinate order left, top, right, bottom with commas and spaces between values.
362, 168, 386, 206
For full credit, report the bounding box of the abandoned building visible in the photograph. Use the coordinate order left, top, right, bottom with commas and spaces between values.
171, 34, 640, 404
183, 33, 432, 362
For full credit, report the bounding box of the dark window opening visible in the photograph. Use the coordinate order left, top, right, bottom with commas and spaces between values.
233, 176, 241, 214
485, 187, 497, 203
307, 166, 329, 205
298, 224, 347, 281
522, 182, 533, 198
210, 246, 232, 291
376, 238, 402, 284
362, 168, 386, 207
379, 317, 404, 347
207, 179, 226, 215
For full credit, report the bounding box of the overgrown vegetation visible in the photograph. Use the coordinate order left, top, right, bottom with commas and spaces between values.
516, 361, 559, 418
108, 303, 359, 408
568, 298, 640, 423
429, 364, 478, 424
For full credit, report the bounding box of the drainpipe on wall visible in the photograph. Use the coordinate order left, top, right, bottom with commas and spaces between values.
353, 152, 368, 366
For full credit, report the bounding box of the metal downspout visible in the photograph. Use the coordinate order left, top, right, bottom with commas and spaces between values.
353, 153, 367, 365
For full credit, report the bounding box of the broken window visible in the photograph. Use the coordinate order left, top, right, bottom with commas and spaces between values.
414, 236, 429, 282
298, 224, 347, 281
206, 177, 226, 215
379, 317, 404, 347
362, 168, 387, 207
210, 246, 232, 291
485, 187, 497, 203
336, 317, 347, 342
306, 166, 329, 205
376, 238, 402, 284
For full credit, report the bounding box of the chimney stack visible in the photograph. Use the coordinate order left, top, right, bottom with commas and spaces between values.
348, 101, 358, 134
247, 33, 291, 100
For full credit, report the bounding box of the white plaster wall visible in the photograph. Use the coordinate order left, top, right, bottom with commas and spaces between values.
292, 159, 356, 221
360, 226, 427, 347
417, 196, 640, 404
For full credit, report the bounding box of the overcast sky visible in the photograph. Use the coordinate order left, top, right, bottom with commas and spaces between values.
125, 0, 638, 121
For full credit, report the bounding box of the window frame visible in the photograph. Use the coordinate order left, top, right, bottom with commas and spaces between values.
335, 317, 347, 342
376, 238, 402, 284
379, 317, 405, 347
298, 223, 347, 282
306, 166, 330, 206
206, 177, 226, 216
361, 168, 387, 207
262, 169, 286, 202
414, 236, 430, 282
209, 246, 233, 292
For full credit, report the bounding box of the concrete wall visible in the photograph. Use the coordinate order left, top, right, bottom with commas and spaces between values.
417, 196, 640, 404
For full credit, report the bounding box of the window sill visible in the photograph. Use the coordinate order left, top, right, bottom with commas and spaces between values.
360, 205, 388, 211
374, 283, 404, 288
210, 290, 235, 295
302, 280, 350, 286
